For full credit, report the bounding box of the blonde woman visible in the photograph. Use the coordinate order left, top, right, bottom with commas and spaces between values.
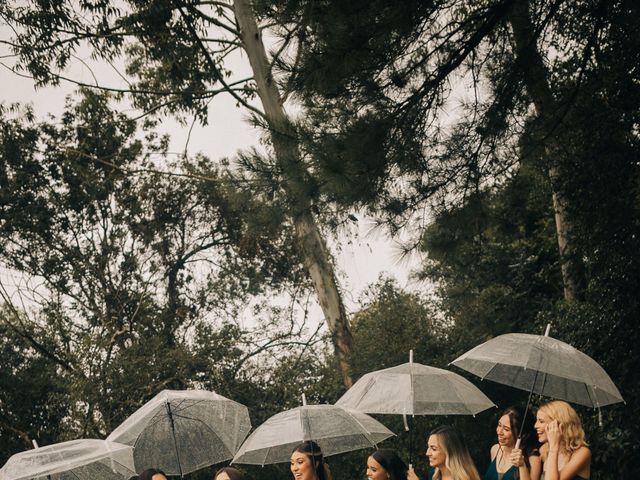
408, 425, 480, 480
534, 401, 591, 480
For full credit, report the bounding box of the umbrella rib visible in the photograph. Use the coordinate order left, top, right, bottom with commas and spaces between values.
346, 375, 379, 411
162, 413, 236, 459
145, 409, 171, 429
583, 381, 596, 408
449, 376, 478, 415
341, 410, 377, 447
172, 399, 206, 414
478, 362, 499, 380
538, 370, 548, 397
194, 420, 235, 457
581, 357, 601, 405
109, 459, 133, 473
261, 446, 270, 467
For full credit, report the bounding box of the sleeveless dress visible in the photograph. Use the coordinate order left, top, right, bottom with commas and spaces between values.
483, 458, 517, 480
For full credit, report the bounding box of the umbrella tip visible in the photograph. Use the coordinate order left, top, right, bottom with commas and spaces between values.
32, 440, 39, 449
302, 393, 307, 406
544, 323, 551, 336
409, 350, 413, 364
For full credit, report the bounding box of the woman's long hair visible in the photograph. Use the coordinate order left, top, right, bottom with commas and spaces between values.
538, 401, 588, 459
500, 406, 541, 463
292, 441, 332, 480
214, 467, 245, 480
431, 426, 480, 480
371, 449, 408, 480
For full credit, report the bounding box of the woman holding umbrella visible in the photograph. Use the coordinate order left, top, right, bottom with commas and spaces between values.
484, 406, 541, 480
534, 401, 591, 480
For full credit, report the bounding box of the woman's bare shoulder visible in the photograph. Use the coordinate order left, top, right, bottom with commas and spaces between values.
490, 444, 500, 459
572, 446, 591, 461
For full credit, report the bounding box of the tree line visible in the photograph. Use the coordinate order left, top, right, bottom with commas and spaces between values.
1, 0, 638, 478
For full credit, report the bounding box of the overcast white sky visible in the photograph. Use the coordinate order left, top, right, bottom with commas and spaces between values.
0, 35, 422, 318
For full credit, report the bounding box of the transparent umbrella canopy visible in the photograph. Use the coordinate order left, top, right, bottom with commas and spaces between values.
451, 324, 624, 435
336, 351, 495, 464
336, 351, 495, 417
107, 389, 251, 477
451, 326, 624, 408
231, 398, 395, 465
0, 439, 135, 480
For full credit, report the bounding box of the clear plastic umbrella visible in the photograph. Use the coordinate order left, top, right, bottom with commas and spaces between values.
336, 350, 495, 464
107, 389, 251, 477
451, 324, 624, 435
0, 439, 135, 480
231, 396, 395, 465
451, 325, 623, 408
336, 351, 495, 417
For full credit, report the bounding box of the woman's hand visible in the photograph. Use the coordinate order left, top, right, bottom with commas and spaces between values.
407, 465, 420, 480
545, 420, 562, 451
510, 448, 525, 467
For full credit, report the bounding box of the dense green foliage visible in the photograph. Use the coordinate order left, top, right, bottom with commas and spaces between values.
1, 1, 639, 480
0, 91, 323, 464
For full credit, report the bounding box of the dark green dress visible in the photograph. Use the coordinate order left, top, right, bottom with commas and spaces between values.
483, 458, 517, 480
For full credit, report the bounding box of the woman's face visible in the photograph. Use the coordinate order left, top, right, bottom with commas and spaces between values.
534, 409, 552, 444
291, 451, 316, 480
151, 475, 167, 480
215, 473, 231, 480
426, 434, 447, 469
366, 456, 388, 480
496, 414, 515, 447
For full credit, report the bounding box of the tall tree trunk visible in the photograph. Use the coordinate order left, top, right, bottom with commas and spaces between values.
233, 0, 353, 388
508, 0, 585, 302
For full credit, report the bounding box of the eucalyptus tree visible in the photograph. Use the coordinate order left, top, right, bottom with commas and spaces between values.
1, 0, 354, 386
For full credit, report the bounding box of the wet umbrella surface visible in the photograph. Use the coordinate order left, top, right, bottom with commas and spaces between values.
107, 389, 251, 476
232, 402, 394, 465
0, 439, 135, 480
